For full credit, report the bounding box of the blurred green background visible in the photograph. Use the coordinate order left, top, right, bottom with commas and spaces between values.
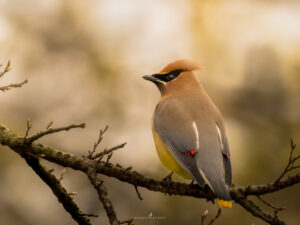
0, 0, 300, 224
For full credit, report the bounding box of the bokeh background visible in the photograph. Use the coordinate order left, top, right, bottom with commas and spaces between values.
1, 0, 300, 224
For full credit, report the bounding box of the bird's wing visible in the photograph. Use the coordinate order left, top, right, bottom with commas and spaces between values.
154, 96, 231, 199
217, 126, 232, 186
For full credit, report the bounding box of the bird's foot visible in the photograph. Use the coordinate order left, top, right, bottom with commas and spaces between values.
162, 171, 173, 187
189, 179, 195, 187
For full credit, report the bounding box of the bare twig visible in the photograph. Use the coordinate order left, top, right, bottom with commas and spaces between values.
257, 196, 286, 219
0, 60, 28, 92
0, 80, 28, 92
189, 179, 195, 186
134, 185, 143, 200
0, 60, 11, 78
79, 213, 98, 218
200, 208, 221, 225
91, 142, 127, 160
46, 121, 53, 130
22, 154, 92, 225
86, 168, 120, 225
201, 209, 208, 225
275, 139, 299, 183
257, 196, 286, 212
120, 218, 134, 225
106, 152, 113, 163
25, 123, 85, 144
59, 168, 66, 181
25, 119, 32, 138
208, 208, 222, 225
124, 166, 132, 172
88, 126, 108, 158
235, 194, 286, 225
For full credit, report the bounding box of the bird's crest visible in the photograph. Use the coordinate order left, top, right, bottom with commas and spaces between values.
159, 59, 201, 74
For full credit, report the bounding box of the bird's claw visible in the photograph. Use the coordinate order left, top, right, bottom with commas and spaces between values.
189, 179, 195, 186
162, 171, 173, 188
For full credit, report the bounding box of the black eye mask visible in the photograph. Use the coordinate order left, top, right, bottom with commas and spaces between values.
153, 70, 183, 82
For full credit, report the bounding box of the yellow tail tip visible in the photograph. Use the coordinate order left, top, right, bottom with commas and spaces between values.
217, 199, 232, 208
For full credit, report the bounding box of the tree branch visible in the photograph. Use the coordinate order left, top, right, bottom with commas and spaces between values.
235, 197, 286, 225
2, 60, 298, 225
0, 124, 299, 225
86, 167, 120, 225
21, 153, 93, 225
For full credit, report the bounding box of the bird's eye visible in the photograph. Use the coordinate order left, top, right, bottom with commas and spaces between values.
165, 70, 182, 82
168, 74, 175, 80
153, 70, 183, 82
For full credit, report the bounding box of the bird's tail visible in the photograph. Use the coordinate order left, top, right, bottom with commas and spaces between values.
217, 199, 232, 208
192, 168, 232, 208
190, 158, 232, 208
194, 166, 232, 208
211, 181, 232, 208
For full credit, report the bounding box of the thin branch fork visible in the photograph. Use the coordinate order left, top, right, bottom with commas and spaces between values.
87, 126, 126, 167
91, 143, 127, 160
275, 139, 300, 184
25, 119, 32, 138
88, 126, 109, 159
257, 196, 286, 219
0, 59, 11, 78
0, 60, 28, 92
235, 196, 286, 225
25, 123, 86, 144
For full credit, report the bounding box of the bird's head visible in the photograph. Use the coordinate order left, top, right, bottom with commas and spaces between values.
143, 59, 202, 96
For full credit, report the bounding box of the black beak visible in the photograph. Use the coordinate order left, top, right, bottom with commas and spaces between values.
142, 75, 159, 83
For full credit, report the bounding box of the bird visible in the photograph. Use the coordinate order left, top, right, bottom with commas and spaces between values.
143, 59, 232, 208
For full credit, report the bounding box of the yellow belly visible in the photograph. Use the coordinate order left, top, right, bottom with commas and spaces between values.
152, 126, 192, 179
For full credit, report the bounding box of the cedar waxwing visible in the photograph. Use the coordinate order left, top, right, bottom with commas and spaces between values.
143, 59, 232, 208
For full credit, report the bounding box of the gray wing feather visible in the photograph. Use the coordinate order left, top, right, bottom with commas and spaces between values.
222, 136, 232, 186
158, 130, 205, 187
